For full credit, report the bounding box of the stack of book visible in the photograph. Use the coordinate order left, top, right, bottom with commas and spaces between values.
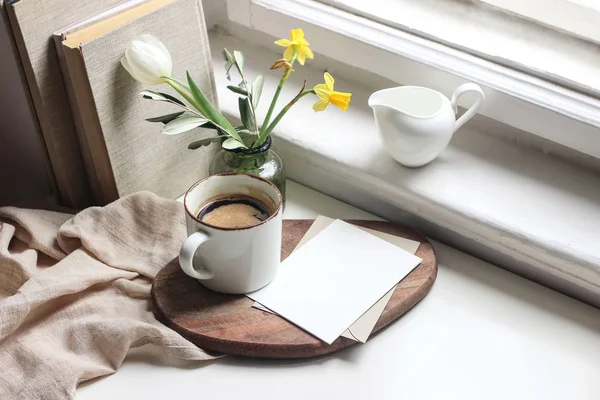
1, 0, 218, 207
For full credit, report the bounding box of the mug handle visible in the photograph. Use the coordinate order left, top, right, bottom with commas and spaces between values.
179, 231, 214, 280
451, 83, 485, 132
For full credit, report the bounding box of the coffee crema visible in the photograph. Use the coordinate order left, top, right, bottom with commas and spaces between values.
197, 194, 273, 229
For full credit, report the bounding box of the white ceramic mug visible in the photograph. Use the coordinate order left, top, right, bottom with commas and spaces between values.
179, 173, 283, 294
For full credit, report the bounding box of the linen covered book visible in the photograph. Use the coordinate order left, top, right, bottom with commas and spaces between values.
56, 0, 218, 204
5, 0, 128, 207
53, 0, 147, 205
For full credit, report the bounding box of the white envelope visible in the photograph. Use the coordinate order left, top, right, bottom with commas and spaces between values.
248, 219, 422, 344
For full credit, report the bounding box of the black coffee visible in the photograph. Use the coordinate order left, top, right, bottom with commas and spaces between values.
197, 194, 272, 228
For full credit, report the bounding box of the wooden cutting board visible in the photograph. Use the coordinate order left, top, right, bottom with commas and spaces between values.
152, 220, 437, 358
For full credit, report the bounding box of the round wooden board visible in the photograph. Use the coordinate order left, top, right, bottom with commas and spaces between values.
152, 220, 437, 358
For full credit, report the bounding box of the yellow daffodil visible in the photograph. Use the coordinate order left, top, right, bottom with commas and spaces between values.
312, 72, 352, 112
274, 28, 314, 65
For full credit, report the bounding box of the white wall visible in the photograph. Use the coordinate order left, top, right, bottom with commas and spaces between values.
202, 0, 227, 29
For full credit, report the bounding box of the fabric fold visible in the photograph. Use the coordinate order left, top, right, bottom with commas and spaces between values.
0, 192, 218, 399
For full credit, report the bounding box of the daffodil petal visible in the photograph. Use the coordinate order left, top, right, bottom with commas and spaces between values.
324, 72, 335, 91
313, 98, 330, 112
297, 52, 306, 65
275, 39, 292, 47
313, 83, 330, 99
302, 46, 314, 61
290, 28, 304, 41
283, 46, 294, 61
333, 90, 352, 97
297, 38, 310, 46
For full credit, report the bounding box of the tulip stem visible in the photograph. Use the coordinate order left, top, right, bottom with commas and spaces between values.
259, 50, 298, 144
259, 88, 315, 142
164, 78, 204, 115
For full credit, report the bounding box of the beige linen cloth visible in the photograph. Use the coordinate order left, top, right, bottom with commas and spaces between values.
0, 192, 218, 399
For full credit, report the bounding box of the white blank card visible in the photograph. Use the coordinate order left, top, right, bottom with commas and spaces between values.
248, 219, 422, 344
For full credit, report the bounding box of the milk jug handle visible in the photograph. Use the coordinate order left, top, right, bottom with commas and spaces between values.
451, 83, 485, 132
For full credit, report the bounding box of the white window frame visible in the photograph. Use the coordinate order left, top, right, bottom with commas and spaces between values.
316, 0, 600, 96
481, 0, 600, 45
224, 0, 600, 159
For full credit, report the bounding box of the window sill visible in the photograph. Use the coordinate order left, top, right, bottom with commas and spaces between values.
223, 0, 600, 160
209, 31, 600, 307
79, 179, 600, 399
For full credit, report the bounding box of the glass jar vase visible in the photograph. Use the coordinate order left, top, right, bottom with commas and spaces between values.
208, 136, 286, 202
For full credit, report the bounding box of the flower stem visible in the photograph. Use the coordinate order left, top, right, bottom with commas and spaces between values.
258, 89, 315, 142
164, 78, 203, 114
259, 50, 298, 138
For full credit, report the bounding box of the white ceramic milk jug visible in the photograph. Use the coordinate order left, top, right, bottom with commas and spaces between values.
368, 83, 484, 167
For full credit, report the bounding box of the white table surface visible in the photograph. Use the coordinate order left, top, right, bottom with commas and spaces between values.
78, 181, 600, 400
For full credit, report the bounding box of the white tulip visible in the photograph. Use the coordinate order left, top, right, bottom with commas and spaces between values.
121, 34, 172, 85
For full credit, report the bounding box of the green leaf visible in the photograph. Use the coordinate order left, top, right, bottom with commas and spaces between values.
188, 136, 222, 149
162, 115, 209, 135
251, 75, 264, 109
233, 50, 244, 73
140, 90, 163, 100
225, 62, 234, 81
223, 49, 234, 81
160, 92, 186, 106
227, 85, 248, 96
199, 120, 221, 131
186, 71, 241, 142
162, 77, 207, 119
239, 97, 256, 132
140, 90, 185, 106
222, 138, 246, 150
145, 111, 185, 124
222, 48, 234, 63
185, 73, 214, 117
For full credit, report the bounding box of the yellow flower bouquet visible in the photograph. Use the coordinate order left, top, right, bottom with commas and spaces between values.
122, 28, 352, 151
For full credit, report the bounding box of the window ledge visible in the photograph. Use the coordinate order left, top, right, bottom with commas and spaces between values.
224, 0, 600, 160
209, 32, 600, 307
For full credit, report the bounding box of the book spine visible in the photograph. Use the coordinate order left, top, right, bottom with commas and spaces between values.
54, 34, 105, 205
61, 44, 119, 204
5, 1, 93, 208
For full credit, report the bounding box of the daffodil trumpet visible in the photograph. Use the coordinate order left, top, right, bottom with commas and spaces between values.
312, 72, 352, 112
123, 29, 352, 152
